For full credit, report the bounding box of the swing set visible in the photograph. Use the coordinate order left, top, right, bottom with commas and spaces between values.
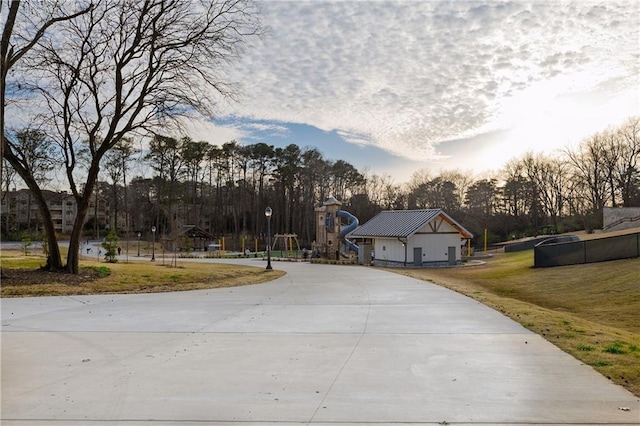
271, 233, 301, 256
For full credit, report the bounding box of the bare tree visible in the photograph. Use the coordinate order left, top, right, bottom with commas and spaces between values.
566, 133, 609, 214
500, 159, 526, 219
565, 117, 639, 211
520, 152, 569, 229
102, 137, 138, 233
465, 179, 498, 217
436, 169, 473, 208
299, 147, 329, 242
1, 158, 17, 236
613, 117, 640, 207
541, 157, 569, 225
2, 1, 93, 177
2, 1, 94, 271
181, 138, 210, 225
4, 0, 262, 273
247, 142, 275, 236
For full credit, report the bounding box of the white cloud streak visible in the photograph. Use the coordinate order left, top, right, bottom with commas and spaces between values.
222, 0, 639, 162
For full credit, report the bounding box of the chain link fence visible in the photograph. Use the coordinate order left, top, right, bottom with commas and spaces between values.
534, 232, 640, 267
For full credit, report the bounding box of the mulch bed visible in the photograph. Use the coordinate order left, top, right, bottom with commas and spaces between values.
1, 268, 101, 286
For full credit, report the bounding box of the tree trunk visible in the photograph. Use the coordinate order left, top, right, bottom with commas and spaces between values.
66, 162, 100, 274
31, 186, 63, 270
123, 158, 129, 252
112, 181, 119, 231
66, 202, 89, 274
2, 138, 63, 270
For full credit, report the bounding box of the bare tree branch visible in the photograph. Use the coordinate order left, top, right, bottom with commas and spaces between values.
5, 0, 262, 273
2, 0, 94, 270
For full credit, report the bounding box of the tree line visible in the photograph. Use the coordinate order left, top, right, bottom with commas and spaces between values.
130, 117, 640, 248
6, 117, 637, 252
409, 116, 640, 241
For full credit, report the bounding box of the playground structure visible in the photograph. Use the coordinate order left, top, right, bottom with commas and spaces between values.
314, 196, 359, 260
271, 233, 301, 254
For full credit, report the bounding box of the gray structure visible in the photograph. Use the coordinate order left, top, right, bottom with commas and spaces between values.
350, 209, 473, 267
534, 231, 640, 267
603, 206, 640, 232
504, 235, 579, 253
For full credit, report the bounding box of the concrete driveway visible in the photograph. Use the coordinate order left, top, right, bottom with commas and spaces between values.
2, 259, 638, 425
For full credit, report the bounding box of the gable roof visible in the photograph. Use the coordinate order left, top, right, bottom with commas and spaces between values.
350, 209, 473, 239
171, 225, 214, 240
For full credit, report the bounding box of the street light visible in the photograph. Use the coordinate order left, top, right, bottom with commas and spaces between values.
151, 226, 156, 261
264, 207, 272, 270
137, 232, 141, 257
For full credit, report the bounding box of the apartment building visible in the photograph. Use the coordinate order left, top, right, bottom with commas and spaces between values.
1, 189, 109, 235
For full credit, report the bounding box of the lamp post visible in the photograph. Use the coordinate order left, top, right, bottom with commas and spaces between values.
151, 226, 156, 261
137, 232, 141, 257
264, 207, 272, 270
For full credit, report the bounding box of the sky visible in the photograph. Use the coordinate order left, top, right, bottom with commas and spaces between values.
184, 0, 639, 184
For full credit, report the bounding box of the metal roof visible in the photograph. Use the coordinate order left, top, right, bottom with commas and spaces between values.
350, 209, 473, 239
171, 225, 214, 240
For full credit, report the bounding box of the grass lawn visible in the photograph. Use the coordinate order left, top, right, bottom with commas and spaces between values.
0, 251, 284, 297
397, 251, 640, 397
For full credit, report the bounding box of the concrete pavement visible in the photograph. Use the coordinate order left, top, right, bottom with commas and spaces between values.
1, 259, 638, 425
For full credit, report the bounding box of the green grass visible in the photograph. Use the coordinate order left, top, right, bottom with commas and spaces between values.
590, 361, 613, 367
0, 256, 45, 269
88, 265, 111, 278
450, 251, 639, 333
577, 344, 595, 351
603, 341, 628, 354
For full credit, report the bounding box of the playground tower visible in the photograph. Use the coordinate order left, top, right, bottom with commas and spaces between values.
315, 196, 341, 259
314, 196, 359, 259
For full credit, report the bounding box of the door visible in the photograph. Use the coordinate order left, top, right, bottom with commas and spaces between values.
448, 246, 456, 266
413, 247, 422, 267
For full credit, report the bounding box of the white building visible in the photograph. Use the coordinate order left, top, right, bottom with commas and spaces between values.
350, 209, 473, 267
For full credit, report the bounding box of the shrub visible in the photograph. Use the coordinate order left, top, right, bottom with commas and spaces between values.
101, 230, 120, 263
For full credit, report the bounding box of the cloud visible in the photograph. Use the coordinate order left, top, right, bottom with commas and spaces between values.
220, 0, 639, 163
181, 118, 245, 145
240, 121, 291, 139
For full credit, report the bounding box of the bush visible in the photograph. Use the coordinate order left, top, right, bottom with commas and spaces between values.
101, 230, 120, 263
21, 237, 32, 255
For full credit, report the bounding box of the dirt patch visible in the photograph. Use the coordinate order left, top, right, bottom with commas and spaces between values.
1, 268, 101, 286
